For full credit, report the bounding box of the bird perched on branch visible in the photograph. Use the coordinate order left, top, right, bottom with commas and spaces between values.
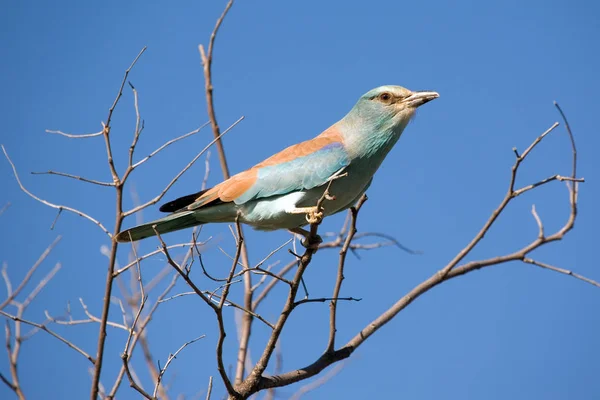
116, 85, 438, 244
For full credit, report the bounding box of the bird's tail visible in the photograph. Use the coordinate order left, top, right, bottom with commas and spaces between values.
115, 210, 202, 243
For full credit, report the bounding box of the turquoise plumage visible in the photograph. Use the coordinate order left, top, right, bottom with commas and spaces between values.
116, 85, 438, 243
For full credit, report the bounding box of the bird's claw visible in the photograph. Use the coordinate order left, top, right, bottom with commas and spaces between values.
305, 208, 324, 224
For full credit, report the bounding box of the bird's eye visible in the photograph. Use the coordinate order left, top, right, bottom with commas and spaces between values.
378, 92, 393, 104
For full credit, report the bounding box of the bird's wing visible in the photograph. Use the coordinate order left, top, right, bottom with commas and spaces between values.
187, 126, 350, 209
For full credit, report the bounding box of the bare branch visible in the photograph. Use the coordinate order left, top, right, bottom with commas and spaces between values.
0, 310, 94, 363
1, 265, 12, 300
252, 260, 297, 310
121, 292, 152, 399
554, 101, 579, 237
31, 170, 114, 187
198, 0, 235, 179
0, 236, 62, 310
253, 239, 293, 271
234, 184, 338, 397
158, 290, 274, 329
114, 240, 209, 277
4, 320, 24, 400
153, 335, 205, 398
513, 174, 583, 197
214, 219, 243, 396
294, 297, 361, 307
131, 122, 210, 170
253, 106, 586, 394
107, 269, 182, 399
250, 261, 280, 292
91, 46, 147, 400
523, 258, 600, 288
21, 262, 61, 309
206, 376, 213, 400
205, 292, 274, 330
198, 1, 256, 384
127, 82, 144, 170
106, 46, 147, 136
153, 229, 214, 307
0, 202, 11, 217
0, 370, 17, 395
326, 195, 367, 353
124, 116, 244, 217
121, 244, 154, 399
438, 122, 562, 278
43, 298, 128, 331
2, 145, 111, 237
531, 205, 544, 239
45, 129, 103, 139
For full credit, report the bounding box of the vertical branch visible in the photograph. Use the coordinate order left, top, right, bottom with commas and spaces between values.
326, 195, 367, 353
235, 186, 337, 398
4, 320, 25, 400
199, 0, 234, 179
1, 240, 67, 400
198, 0, 253, 385
90, 47, 146, 400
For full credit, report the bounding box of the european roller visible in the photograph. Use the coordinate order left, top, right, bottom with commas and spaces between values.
116, 85, 438, 243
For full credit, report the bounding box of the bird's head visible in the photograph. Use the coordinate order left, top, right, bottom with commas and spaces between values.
338, 85, 439, 158
350, 85, 439, 130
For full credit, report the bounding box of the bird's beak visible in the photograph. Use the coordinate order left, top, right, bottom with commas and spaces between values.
404, 91, 439, 108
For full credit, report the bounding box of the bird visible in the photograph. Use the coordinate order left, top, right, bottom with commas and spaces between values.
116, 85, 438, 244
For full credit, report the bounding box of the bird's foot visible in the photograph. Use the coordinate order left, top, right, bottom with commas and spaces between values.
288, 206, 324, 225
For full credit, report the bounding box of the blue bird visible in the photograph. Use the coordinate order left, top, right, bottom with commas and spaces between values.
116, 85, 438, 243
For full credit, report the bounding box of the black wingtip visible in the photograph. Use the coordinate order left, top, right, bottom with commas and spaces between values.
159, 189, 211, 213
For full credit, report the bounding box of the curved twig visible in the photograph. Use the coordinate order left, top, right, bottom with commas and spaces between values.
2, 146, 111, 237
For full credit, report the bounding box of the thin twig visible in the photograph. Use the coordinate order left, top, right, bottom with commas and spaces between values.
523, 258, 600, 288
513, 174, 583, 197
199, 0, 235, 179
0, 310, 94, 363
153, 335, 205, 398
203, 292, 274, 329
206, 376, 213, 400
0, 236, 62, 310
121, 239, 153, 399
45, 129, 103, 139
326, 196, 367, 353
107, 268, 183, 399
124, 116, 244, 217
531, 205, 544, 239
127, 82, 144, 170
31, 170, 114, 186
121, 293, 152, 399
91, 46, 147, 400
438, 122, 561, 278
131, 122, 210, 169
0, 202, 10, 217
253, 106, 585, 394
198, 1, 255, 385
21, 262, 61, 308
235, 184, 336, 396
153, 228, 237, 395
252, 260, 298, 310
113, 240, 209, 277
294, 297, 361, 307
4, 320, 25, 400
2, 146, 111, 237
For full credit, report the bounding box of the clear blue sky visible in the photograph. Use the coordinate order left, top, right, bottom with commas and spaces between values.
1, 1, 599, 399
